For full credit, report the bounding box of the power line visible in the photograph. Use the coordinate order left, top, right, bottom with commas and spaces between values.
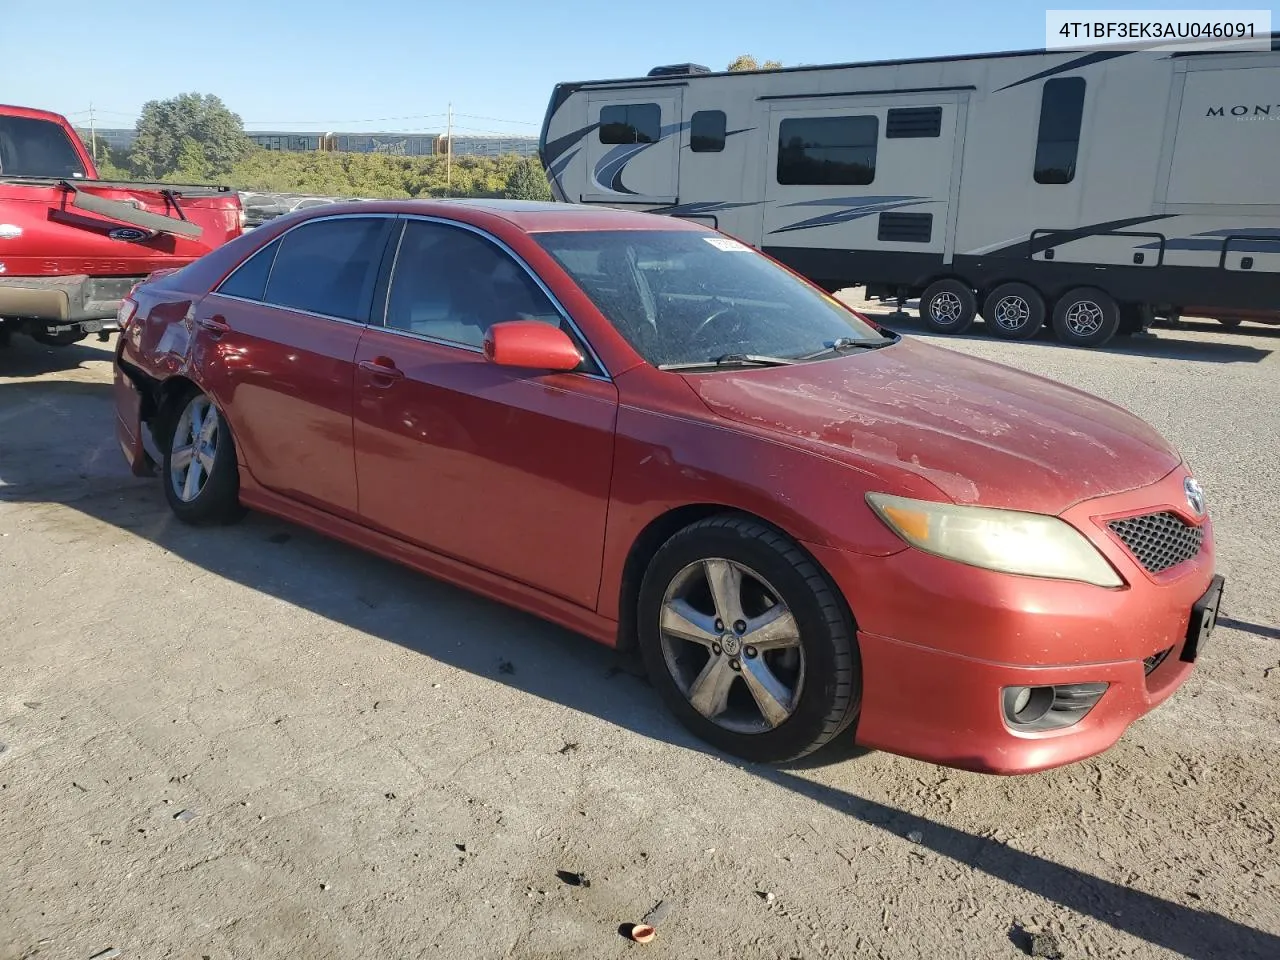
67, 105, 541, 133
448, 125, 538, 136
454, 113, 539, 126
243, 112, 448, 126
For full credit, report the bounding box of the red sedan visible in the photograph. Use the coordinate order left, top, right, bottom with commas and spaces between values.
112, 200, 1222, 774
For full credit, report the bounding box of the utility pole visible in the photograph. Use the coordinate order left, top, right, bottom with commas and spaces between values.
445, 102, 453, 196
89, 102, 97, 167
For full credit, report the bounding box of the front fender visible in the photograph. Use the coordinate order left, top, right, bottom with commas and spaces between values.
594, 402, 947, 622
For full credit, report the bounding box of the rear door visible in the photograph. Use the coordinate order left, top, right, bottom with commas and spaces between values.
761, 93, 966, 260
581, 89, 683, 204
192, 214, 393, 519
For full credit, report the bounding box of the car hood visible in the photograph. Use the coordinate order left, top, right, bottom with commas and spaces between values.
683, 338, 1181, 514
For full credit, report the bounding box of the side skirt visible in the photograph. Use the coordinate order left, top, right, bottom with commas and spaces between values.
237, 474, 621, 649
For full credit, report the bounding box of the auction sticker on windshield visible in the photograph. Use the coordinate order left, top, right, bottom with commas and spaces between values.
704, 236, 751, 252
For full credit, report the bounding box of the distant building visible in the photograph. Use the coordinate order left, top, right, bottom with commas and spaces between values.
246, 131, 442, 156
75, 128, 137, 152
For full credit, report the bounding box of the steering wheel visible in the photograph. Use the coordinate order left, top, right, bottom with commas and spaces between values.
691, 303, 744, 341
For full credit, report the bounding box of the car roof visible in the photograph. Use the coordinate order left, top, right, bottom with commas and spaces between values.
280, 198, 708, 233
0, 103, 75, 125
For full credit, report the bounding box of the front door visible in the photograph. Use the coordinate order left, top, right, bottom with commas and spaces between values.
581, 90, 683, 205
193, 214, 392, 518
352, 217, 618, 609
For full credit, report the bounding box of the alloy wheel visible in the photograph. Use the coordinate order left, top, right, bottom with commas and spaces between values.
1064, 300, 1105, 337
170, 395, 219, 503
658, 558, 805, 734
929, 291, 964, 326
993, 295, 1031, 331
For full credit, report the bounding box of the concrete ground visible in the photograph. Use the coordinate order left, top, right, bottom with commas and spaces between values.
2, 301, 1278, 960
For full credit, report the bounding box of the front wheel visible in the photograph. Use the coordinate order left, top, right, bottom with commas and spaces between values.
161, 390, 246, 525
637, 514, 861, 764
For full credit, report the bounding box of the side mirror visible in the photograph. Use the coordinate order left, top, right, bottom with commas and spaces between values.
483, 320, 583, 372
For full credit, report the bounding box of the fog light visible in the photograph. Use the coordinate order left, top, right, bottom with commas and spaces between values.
1010, 686, 1031, 715
1002, 682, 1109, 732
1002, 685, 1053, 725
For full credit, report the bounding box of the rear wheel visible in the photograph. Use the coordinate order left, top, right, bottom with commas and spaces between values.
983, 283, 1046, 340
637, 514, 860, 764
161, 390, 246, 525
1052, 287, 1120, 348
31, 328, 88, 347
1216, 317, 1243, 329
919, 279, 977, 335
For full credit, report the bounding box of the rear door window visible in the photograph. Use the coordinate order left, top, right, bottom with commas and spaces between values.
216, 238, 281, 301
0, 116, 87, 178
263, 217, 389, 321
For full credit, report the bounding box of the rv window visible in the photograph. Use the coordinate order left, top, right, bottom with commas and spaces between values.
1034, 77, 1086, 185
690, 110, 727, 152
886, 107, 942, 139
599, 103, 661, 144
776, 115, 877, 186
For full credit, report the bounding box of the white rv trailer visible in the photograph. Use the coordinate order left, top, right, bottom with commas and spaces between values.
540, 40, 1280, 347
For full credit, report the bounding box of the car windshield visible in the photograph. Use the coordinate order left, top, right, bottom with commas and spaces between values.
533, 229, 888, 368
0, 116, 87, 179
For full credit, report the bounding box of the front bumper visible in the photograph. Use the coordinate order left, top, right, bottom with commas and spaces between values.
0, 274, 141, 323
806, 466, 1217, 774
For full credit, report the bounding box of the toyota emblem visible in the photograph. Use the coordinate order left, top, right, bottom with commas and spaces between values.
1184, 477, 1206, 517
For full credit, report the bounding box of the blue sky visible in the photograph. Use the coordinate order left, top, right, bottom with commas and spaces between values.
0, 0, 1251, 134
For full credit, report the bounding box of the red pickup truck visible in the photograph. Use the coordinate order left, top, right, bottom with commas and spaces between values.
0, 104, 244, 347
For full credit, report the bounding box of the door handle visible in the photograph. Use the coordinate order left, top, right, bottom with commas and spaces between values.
197, 315, 230, 334
359, 358, 405, 382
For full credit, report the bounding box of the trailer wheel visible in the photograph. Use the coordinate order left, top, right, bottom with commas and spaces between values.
919, 279, 977, 335
1052, 287, 1120, 348
983, 283, 1045, 340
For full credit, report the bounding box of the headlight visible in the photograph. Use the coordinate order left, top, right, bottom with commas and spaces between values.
866, 493, 1123, 587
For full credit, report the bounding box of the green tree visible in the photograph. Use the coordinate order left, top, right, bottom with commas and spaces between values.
504, 156, 552, 201
727, 54, 782, 71
220, 146, 527, 200
129, 93, 252, 180
93, 145, 133, 180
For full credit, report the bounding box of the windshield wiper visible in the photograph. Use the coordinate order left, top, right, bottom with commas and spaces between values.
658, 353, 799, 371
797, 336, 897, 360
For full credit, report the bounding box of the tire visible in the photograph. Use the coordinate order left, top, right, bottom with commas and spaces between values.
1051, 287, 1121, 348
161, 389, 246, 525
1216, 318, 1243, 329
919, 279, 977, 334
983, 283, 1046, 340
31, 328, 88, 347
636, 513, 860, 764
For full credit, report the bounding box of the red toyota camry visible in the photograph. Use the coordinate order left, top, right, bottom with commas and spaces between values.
112, 199, 1222, 774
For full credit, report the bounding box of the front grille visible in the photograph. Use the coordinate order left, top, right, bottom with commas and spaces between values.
1107, 511, 1204, 574
1143, 646, 1173, 675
